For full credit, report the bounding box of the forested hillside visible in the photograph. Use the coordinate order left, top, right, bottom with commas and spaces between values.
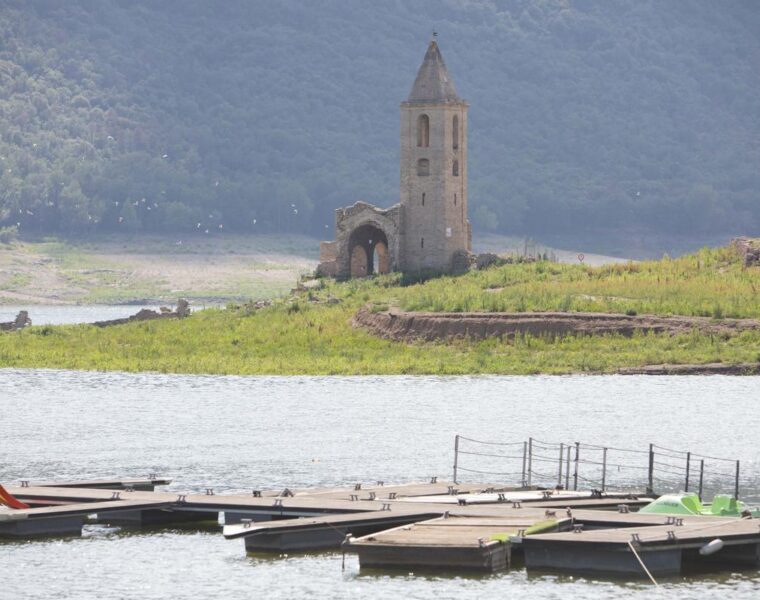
0, 0, 758, 240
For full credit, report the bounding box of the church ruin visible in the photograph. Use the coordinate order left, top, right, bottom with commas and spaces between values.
318, 40, 471, 278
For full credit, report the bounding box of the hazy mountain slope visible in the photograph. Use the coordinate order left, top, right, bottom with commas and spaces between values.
0, 0, 758, 239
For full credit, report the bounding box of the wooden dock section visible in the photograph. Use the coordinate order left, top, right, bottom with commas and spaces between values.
224, 509, 442, 552
0, 499, 173, 536
4, 479, 651, 545
30, 476, 172, 492
347, 515, 571, 572
522, 517, 760, 577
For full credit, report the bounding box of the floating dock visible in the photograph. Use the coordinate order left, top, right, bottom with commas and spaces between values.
522, 517, 760, 577
0, 499, 173, 536
347, 514, 572, 572
2, 435, 756, 583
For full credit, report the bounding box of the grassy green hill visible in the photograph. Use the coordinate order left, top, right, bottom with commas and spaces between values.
0, 1, 758, 243
1, 243, 758, 375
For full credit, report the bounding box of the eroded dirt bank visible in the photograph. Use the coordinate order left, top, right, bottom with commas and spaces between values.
353, 307, 760, 342
618, 363, 760, 375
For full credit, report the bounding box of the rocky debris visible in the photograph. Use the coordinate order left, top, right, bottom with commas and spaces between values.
474, 253, 543, 269
93, 300, 191, 328
475, 253, 505, 270
238, 299, 273, 315
732, 237, 760, 267
353, 306, 760, 343
293, 278, 324, 294
619, 362, 760, 375
450, 250, 473, 274
176, 298, 191, 318
0, 310, 31, 331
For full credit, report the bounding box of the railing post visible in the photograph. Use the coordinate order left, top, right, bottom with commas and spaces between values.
573, 442, 580, 491
453, 434, 460, 484
565, 444, 571, 490
698, 459, 704, 501
558, 443, 565, 488
601, 447, 608, 492
527, 437, 533, 488
647, 443, 654, 495
521, 441, 527, 488
684, 451, 690, 492
735, 460, 740, 499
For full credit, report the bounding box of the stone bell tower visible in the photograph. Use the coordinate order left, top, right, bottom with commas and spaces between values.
399, 39, 471, 273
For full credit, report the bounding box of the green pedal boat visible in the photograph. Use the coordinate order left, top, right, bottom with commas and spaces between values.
639, 492, 760, 518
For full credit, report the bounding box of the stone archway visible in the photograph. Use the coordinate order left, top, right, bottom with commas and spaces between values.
348, 224, 389, 278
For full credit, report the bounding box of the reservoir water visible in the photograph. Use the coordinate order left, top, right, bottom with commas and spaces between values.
0, 305, 157, 326
2, 370, 760, 598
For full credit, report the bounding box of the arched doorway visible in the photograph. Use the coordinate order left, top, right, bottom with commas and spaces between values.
373, 241, 389, 274
348, 224, 390, 277
350, 245, 368, 277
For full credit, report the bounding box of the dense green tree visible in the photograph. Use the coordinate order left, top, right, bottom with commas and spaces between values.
0, 0, 757, 239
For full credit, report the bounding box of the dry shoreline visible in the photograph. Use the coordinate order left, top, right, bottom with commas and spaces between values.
0, 234, 318, 305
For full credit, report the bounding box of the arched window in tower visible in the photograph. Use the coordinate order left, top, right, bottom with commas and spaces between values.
452, 160, 459, 177
417, 158, 430, 177
417, 114, 429, 147
452, 115, 459, 150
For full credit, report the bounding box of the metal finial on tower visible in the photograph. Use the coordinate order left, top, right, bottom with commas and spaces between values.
432, 30, 438, 39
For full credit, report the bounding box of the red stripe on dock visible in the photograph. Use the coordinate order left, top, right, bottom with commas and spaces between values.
0, 484, 31, 509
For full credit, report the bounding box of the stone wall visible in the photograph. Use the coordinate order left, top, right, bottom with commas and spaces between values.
317, 201, 401, 278
732, 237, 760, 267
317, 241, 339, 277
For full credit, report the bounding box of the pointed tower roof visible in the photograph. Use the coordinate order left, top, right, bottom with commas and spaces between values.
407, 40, 461, 104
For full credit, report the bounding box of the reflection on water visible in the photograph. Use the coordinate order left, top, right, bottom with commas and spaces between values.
1, 370, 760, 598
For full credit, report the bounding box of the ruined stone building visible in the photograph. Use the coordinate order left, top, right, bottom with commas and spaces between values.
318, 40, 471, 278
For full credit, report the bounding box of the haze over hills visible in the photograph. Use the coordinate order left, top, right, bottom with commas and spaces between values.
0, 0, 758, 248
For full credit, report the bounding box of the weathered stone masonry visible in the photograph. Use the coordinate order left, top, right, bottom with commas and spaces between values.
318, 40, 472, 278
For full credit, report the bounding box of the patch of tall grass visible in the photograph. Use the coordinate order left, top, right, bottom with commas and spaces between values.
395, 247, 760, 318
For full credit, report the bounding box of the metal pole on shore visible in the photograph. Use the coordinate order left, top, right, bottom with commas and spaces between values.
453, 435, 460, 484
558, 443, 564, 488
573, 442, 580, 491
685, 452, 691, 492
647, 444, 654, 495
698, 459, 704, 501
521, 441, 527, 488
735, 460, 741, 499
527, 438, 533, 488
602, 447, 608, 492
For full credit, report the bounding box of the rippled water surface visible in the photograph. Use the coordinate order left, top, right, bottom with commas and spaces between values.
2, 370, 760, 599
